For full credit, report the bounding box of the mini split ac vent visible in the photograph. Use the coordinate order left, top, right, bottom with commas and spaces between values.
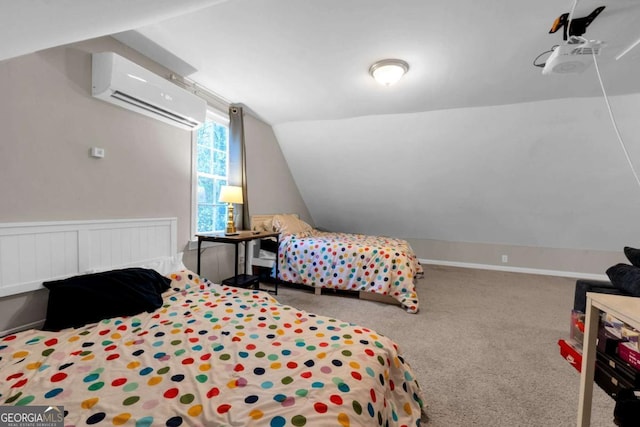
110, 90, 201, 129
92, 52, 206, 130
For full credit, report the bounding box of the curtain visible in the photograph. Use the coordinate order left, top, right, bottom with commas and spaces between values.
228, 105, 249, 230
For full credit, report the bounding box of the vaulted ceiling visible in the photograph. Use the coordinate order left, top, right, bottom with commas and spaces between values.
3, 0, 640, 251
136, 0, 640, 124
4, 0, 640, 124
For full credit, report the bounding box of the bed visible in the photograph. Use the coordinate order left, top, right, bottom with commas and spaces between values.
0, 218, 425, 426
251, 214, 424, 314
0, 270, 424, 426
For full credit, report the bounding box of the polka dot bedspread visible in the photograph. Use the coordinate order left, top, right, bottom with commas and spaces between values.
277, 231, 423, 313
0, 271, 424, 426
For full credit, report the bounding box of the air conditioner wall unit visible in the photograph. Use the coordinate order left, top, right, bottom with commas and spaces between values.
92, 52, 206, 130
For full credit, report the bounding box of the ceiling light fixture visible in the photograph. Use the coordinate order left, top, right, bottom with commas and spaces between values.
369, 59, 409, 86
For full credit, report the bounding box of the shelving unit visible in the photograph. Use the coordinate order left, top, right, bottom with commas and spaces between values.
577, 293, 640, 426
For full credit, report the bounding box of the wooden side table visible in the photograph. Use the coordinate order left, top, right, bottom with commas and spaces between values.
577, 292, 640, 426
196, 230, 280, 294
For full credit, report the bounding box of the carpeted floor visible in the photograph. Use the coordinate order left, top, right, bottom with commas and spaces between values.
264, 265, 616, 426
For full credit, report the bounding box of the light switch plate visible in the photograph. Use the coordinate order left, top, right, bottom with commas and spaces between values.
90, 147, 105, 158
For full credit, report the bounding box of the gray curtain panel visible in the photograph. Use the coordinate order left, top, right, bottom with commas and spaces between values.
228, 105, 248, 230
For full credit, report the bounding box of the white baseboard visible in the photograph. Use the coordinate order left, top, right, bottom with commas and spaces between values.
420, 259, 609, 281
0, 319, 45, 337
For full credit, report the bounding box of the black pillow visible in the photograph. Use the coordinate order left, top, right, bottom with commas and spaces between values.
606, 263, 640, 297
42, 268, 171, 331
624, 247, 640, 268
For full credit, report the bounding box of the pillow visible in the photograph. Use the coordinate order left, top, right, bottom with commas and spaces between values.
157, 252, 187, 275
42, 268, 171, 331
624, 247, 640, 268
165, 269, 211, 295
140, 252, 187, 276
272, 214, 313, 235
606, 263, 640, 297
252, 218, 274, 232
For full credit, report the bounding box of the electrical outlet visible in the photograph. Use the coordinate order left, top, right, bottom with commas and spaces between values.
501, 255, 508, 263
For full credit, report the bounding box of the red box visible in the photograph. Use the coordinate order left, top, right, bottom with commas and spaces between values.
618, 342, 640, 371
559, 339, 583, 373
571, 310, 585, 345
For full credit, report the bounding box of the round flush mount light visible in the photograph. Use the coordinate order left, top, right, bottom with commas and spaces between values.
369, 59, 409, 86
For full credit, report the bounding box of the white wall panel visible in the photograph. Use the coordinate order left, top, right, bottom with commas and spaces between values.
0, 218, 176, 297
0, 230, 80, 297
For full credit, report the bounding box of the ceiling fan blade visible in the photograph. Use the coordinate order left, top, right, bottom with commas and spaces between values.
616, 36, 640, 60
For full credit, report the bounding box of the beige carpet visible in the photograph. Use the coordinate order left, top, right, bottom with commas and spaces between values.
265, 265, 616, 427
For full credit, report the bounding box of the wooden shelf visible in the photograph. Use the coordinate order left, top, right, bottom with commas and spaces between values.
578, 293, 640, 426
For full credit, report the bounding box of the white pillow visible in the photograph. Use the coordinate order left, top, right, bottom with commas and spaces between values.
272, 214, 313, 235
160, 252, 187, 275
141, 252, 186, 276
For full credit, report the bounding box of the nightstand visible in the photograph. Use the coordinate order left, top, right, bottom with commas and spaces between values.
196, 230, 280, 294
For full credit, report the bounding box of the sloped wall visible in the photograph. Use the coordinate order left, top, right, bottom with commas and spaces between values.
244, 114, 312, 224
274, 95, 640, 274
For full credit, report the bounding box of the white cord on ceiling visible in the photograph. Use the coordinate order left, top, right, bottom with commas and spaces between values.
564, 0, 640, 190
592, 52, 640, 190
616, 37, 640, 61
567, 0, 578, 38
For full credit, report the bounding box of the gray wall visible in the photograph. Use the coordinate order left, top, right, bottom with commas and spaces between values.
0, 37, 191, 236
274, 95, 640, 275
245, 114, 312, 224
0, 37, 308, 333
408, 239, 624, 278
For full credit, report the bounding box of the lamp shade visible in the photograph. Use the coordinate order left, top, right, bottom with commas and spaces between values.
219, 185, 243, 204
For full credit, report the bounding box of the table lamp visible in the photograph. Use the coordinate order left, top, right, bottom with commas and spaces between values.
219, 185, 243, 235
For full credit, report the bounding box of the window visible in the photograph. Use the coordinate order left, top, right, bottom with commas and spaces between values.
193, 111, 230, 235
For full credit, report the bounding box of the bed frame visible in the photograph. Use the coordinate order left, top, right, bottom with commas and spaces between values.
0, 218, 177, 298
249, 214, 400, 306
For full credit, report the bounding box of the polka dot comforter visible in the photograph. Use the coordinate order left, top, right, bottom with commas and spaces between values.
277, 231, 423, 313
0, 271, 424, 427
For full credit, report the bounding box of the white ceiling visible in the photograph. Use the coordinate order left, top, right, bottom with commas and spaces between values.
140, 0, 640, 124
3, 0, 640, 252
0, 0, 226, 64
119, 0, 640, 124
3, 0, 640, 125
